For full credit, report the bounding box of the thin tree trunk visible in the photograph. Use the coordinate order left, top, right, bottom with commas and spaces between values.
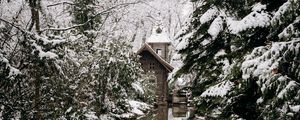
29, 0, 41, 33
29, 0, 42, 119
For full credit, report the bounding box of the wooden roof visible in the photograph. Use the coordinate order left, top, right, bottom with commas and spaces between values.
137, 43, 174, 72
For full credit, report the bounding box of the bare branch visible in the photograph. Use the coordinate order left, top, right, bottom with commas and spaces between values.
40, 23, 86, 31
0, 18, 62, 43
47, 1, 75, 7
0, 18, 28, 34
40, 1, 142, 32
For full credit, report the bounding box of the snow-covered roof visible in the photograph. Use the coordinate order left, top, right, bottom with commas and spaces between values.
146, 27, 171, 43
137, 43, 174, 72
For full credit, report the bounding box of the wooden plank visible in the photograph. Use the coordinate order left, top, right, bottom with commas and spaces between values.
173, 96, 187, 103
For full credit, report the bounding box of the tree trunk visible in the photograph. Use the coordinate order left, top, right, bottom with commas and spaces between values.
29, 0, 42, 119
29, 0, 41, 33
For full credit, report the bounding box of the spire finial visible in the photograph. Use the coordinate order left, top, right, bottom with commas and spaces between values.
156, 27, 162, 34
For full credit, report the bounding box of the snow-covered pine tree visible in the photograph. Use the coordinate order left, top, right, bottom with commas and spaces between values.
0, 0, 66, 119
1, 0, 150, 119
136, 72, 157, 104
176, 0, 300, 119
57, 0, 150, 119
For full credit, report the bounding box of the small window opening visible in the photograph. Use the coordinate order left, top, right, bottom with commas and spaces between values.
156, 49, 162, 56
150, 62, 155, 70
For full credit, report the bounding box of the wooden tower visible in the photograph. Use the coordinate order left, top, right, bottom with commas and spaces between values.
137, 27, 173, 103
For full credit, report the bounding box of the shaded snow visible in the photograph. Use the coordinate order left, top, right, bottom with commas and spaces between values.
214, 50, 231, 78
99, 114, 112, 120
290, 105, 300, 112
13, 111, 21, 120
214, 49, 226, 58
201, 39, 210, 46
32, 43, 58, 59
201, 81, 234, 97
242, 39, 300, 80
176, 32, 193, 50
200, 7, 219, 24
227, 11, 271, 34
84, 112, 99, 120
0, 54, 21, 78
34, 34, 66, 46
208, 15, 223, 39
116, 113, 135, 119
256, 97, 264, 104
278, 24, 295, 39
65, 107, 72, 114
9, 67, 22, 78
128, 100, 151, 116
176, 78, 187, 86
132, 82, 144, 94
278, 17, 300, 39
0, 22, 4, 28
0, 55, 9, 64
241, 39, 300, 99
271, 0, 291, 24
278, 81, 297, 99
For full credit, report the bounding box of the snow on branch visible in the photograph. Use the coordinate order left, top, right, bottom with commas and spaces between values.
201, 81, 234, 97
271, 0, 299, 25
290, 105, 300, 113
277, 80, 299, 99
41, 1, 142, 32
241, 39, 300, 80
0, 54, 21, 78
0, 18, 28, 33
0, 18, 63, 60
0, 22, 4, 28
200, 7, 219, 24
278, 17, 300, 39
31, 43, 58, 59
208, 14, 224, 39
47, 1, 75, 7
227, 11, 271, 34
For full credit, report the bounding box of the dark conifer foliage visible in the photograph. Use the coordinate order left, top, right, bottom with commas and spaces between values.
176, 0, 300, 119
0, 0, 155, 119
